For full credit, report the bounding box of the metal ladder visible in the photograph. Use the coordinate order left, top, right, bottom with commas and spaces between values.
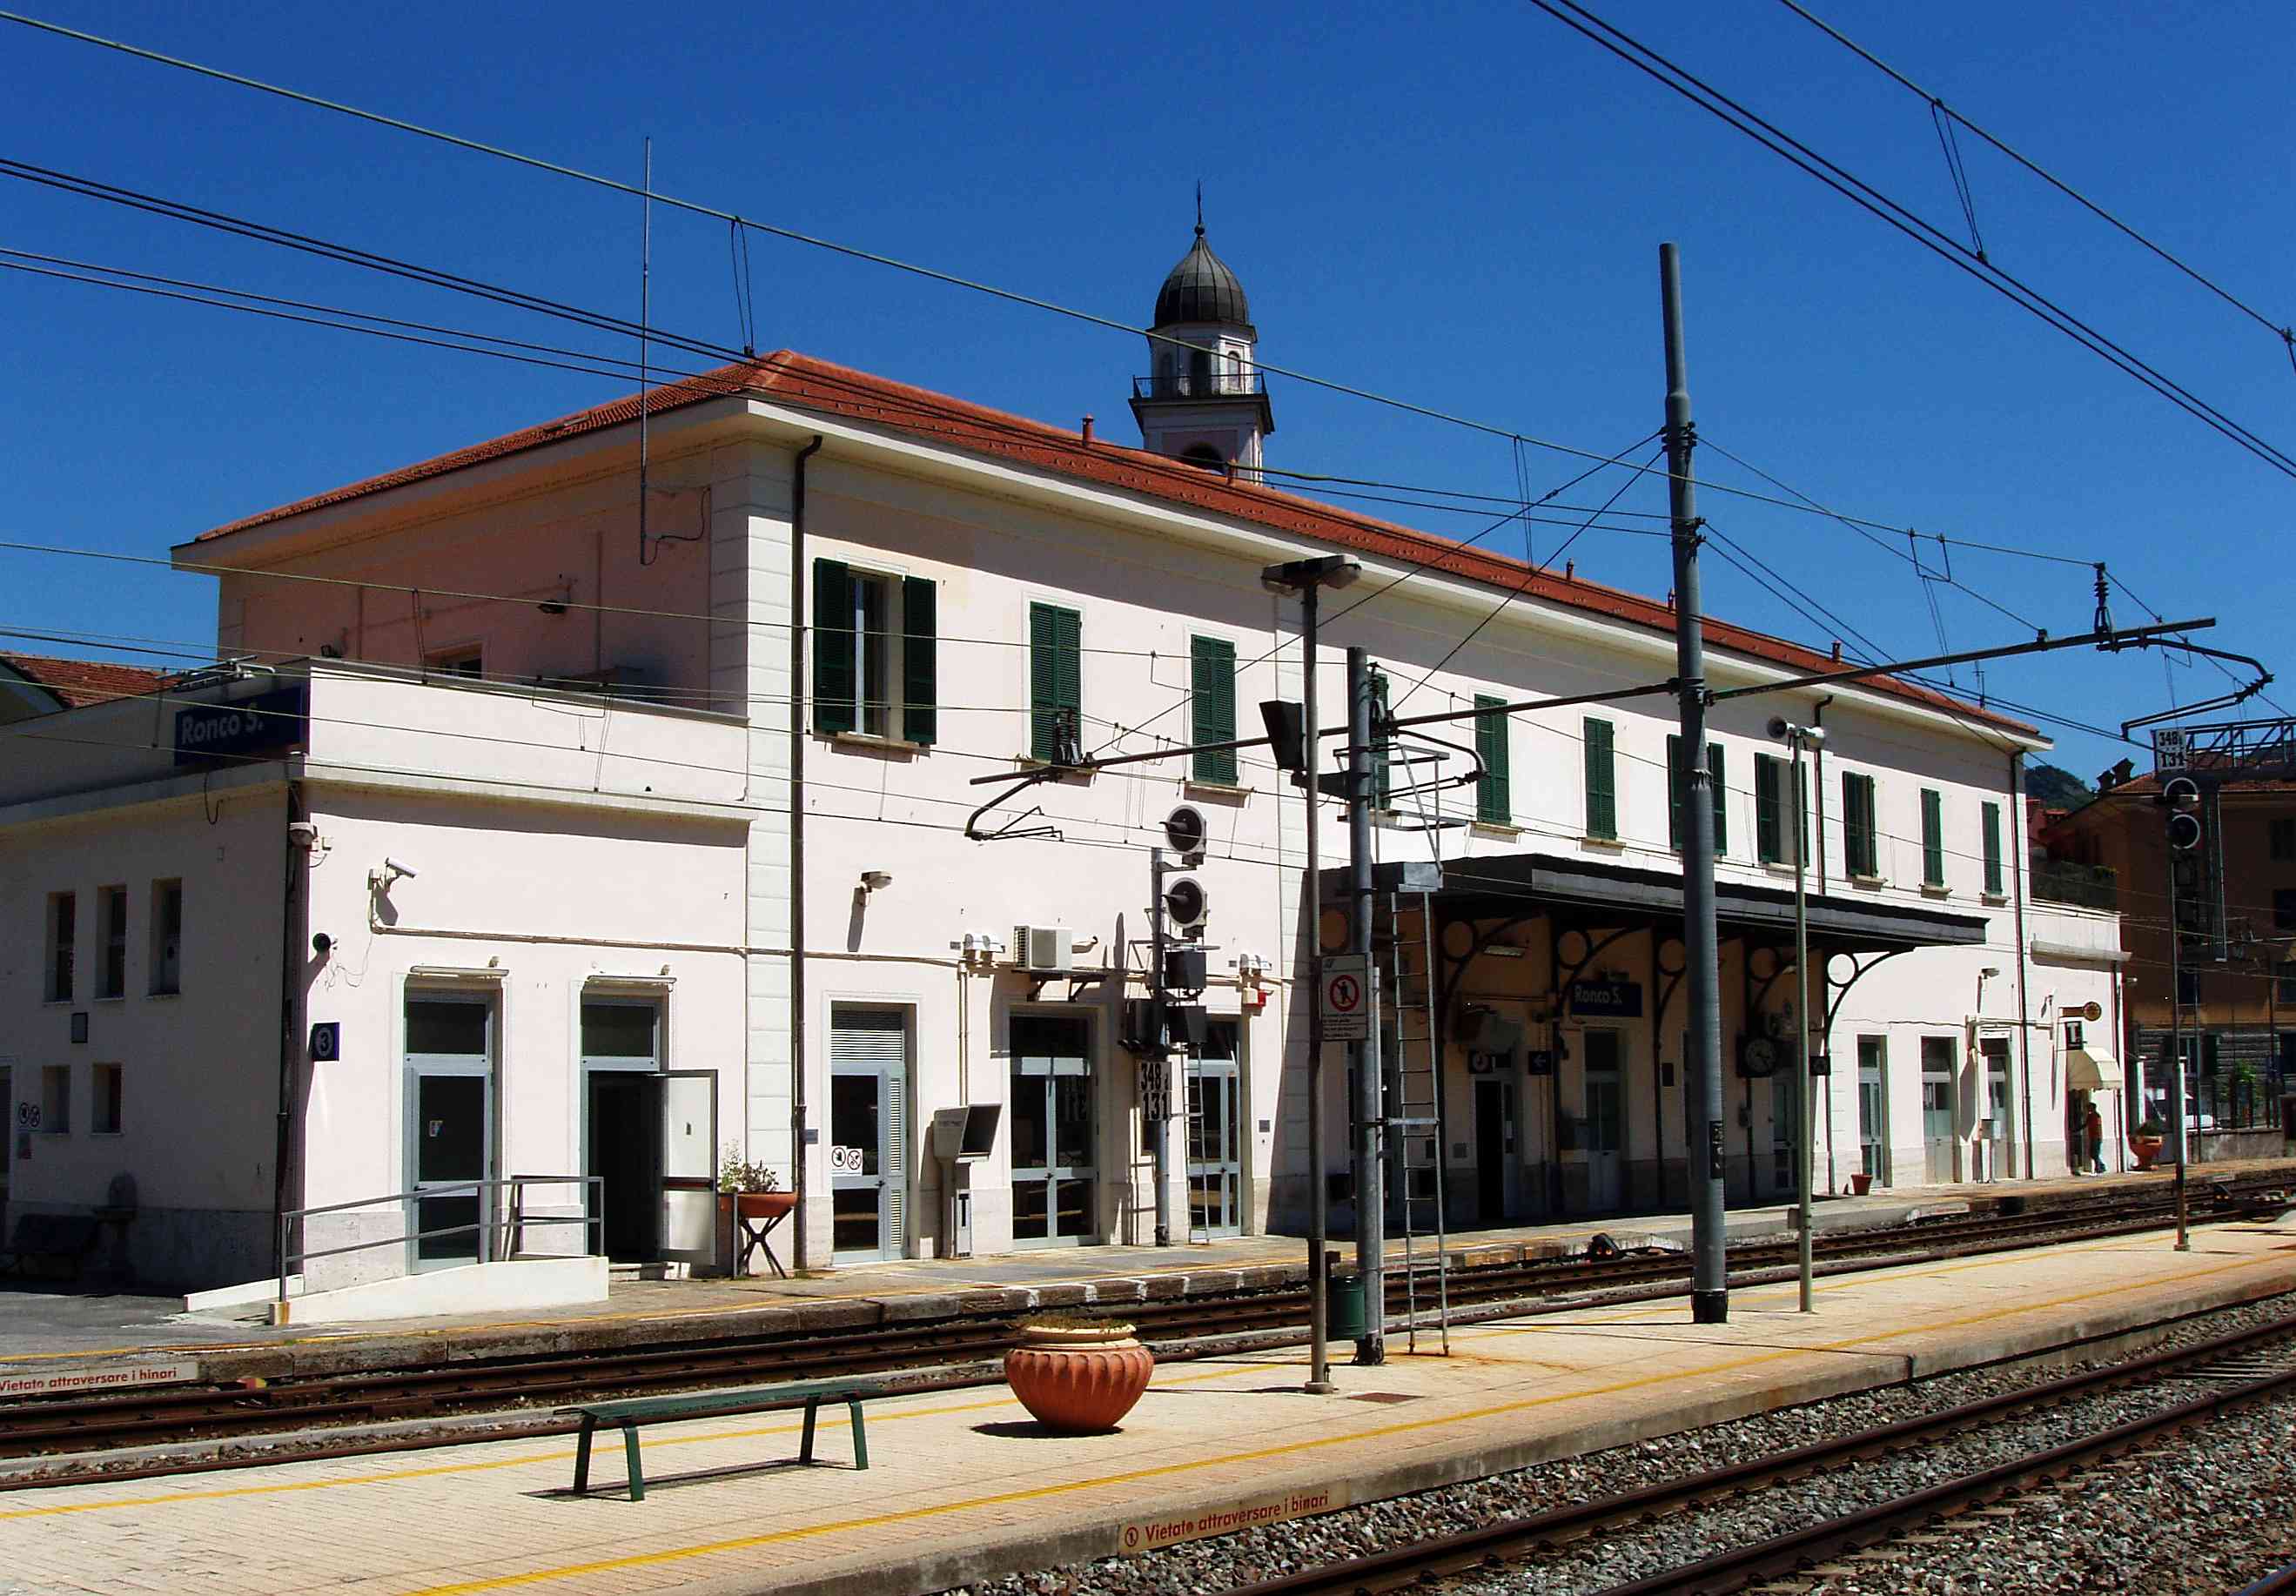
1375, 887, 1451, 1353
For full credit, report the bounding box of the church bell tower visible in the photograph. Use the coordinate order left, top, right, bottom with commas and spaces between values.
1129, 206, 1272, 473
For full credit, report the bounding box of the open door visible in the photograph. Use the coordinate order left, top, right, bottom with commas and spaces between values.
659, 1071, 717, 1269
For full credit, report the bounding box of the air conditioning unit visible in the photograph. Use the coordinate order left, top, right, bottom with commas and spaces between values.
1010, 924, 1074, 974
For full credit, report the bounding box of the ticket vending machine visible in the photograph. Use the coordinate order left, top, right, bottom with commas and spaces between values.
930, 1103, 1002, 1257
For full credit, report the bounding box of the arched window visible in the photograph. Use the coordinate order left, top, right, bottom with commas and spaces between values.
1181, 444, 1226, 471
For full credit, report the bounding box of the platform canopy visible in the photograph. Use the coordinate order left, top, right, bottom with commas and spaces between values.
1333, 850, 1989, 954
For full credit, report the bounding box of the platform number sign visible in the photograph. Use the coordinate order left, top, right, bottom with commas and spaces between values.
1319, 955, 1371, 1042
308, 1022, 341, 1063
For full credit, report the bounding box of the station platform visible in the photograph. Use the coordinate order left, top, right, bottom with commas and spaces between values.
2, 1157, 2289, 1391
4, 1212, 2293, 1596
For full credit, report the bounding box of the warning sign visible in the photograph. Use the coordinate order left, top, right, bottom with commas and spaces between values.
1114, 1483, 1351, 1555
1319, 955, 1371, 1042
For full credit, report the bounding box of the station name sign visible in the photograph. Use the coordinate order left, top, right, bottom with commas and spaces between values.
175, 686, 309, 767
1568, 978, 1642, 1017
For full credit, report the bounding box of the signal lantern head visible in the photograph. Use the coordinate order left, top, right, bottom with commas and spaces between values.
2158, 775, 2204, 851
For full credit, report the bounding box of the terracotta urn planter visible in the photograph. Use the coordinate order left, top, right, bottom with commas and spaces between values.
1003, 1322, 1154, 1432
735, 1190, 797, 1224
1846, 1171, 1874, 1197
2131, 1136, 2165, 1171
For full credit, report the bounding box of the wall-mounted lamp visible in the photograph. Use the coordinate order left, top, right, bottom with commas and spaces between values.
537, 600, 568, 616
859, 870, 893, 893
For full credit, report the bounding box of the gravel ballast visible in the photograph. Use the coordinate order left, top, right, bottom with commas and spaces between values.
940, 1291, 2296, 1596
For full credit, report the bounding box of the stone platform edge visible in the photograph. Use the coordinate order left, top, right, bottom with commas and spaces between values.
692, 1259, 2296, 1596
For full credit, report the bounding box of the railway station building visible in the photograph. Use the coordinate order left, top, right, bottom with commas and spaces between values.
0, 232, 2126, 1297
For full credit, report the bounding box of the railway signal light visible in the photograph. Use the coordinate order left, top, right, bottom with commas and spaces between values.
1260, 700, 1306, 778
2157, 775, 2203, 853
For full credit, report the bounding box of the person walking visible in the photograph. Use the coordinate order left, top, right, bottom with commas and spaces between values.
2085, 1102, 2106, 1175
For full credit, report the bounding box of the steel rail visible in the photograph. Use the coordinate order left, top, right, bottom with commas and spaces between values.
1220, 1314, 2296, 1596
0, 1177, 2280, 1474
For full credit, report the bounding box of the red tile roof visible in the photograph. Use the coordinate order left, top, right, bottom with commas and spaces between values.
185, 351, 2035, 736
0, 651, 171, 710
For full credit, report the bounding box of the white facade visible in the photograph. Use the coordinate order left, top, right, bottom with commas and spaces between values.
0, 352, 2123, 1290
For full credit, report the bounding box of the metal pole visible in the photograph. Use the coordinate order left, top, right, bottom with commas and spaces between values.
1793, 734, 1814, 1312
1302, 583, 1335, 1391
1662, 242, 1729, 1326
2010, 751, 2036, 1179
1149, 851, 1172, 1248
1346, 647, 1386, 1364
2171, 863, 2190, 1251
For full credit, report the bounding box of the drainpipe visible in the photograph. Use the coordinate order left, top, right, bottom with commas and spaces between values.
2011, 750, 2037, 1177
789, 435, 824, 1273
272, 781, 305, 1281
1810, 696, 1835, 1190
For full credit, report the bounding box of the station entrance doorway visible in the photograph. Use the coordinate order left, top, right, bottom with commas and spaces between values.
581, 997, 715, 1269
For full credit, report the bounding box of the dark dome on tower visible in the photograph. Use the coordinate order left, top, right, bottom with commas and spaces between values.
1153, 229, 1252, 328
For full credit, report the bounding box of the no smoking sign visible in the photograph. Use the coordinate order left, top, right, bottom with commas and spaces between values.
1319, 955, 1372, 1041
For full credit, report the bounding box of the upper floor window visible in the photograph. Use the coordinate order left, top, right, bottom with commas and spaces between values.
45, 890, 75, 1003
1582, 718, 1617, 841
1190, 637, 1238, 785
150, 880, 183, 996
1982, 802, 2004, 895
1843, 772, 1881, 878
2272, 816, 2295, 862
1667, 736, 1725, 855
2275, 888, 2296, 933
1474, 697, 1511, 825
97, 885, 128, 999
812, 560, 937, 745
1754, 753, 1807, 867
426, 646, 484, 679
1920, 788, 1946, 889
1028, 601, 1081, 763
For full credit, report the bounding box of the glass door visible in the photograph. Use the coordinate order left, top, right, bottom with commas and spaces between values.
1187, 1022, 1243, 1237
1581, 1029, 1624, 1212
1856, 1036, 1889, 1183
658, 1071, 716, 1268
1921, 1036, 1957, 1184
1010, 1013, 1098, 1246
405, 995, 493, 1271
1981, 1038, 2014, 1178
829, 1009, 909, 1264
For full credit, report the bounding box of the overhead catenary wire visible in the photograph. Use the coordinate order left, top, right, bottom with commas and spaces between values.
1774, 0, 2296, 368
1523, 0, 2296, 482
0, 10, 1657, 478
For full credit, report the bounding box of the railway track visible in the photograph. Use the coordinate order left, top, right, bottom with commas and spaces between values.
1218, 1311, 2296, 1596
0, 1176, 2279, 1479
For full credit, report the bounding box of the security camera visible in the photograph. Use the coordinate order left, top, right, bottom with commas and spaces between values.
286, 821, 320, 848
383, 857, 418, 882
312, 932, 334, 956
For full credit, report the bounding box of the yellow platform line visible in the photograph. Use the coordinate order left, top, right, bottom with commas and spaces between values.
0, 1358, 1286, 1520
390, 1246, 2296, 1596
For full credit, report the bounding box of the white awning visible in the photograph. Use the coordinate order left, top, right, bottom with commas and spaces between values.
2067, 1049, 2121, 1092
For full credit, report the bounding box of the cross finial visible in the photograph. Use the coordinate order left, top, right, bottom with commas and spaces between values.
1194, 180, 1205, 238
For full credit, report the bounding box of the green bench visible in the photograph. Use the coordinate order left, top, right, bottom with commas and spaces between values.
559, 1378, 878, 1501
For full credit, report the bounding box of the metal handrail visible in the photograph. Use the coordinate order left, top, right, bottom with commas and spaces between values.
275, 1174, 602, 1304
1131, 371, 1267, 400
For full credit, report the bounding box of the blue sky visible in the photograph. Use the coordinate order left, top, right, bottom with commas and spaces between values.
3, 1, 2290, 778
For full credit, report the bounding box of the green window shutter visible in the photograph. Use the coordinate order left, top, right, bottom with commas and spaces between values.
1708, 742, 1726, 856
1191, 637, 1237, 784
1845, 773, 1876, 877
1982, 801, 2004, 895
1371, 670, 1393, 808
812, 558, 855, 734
1584, 718, 1615, 840
900, 575, 937, 746
1921, 788, 1944, 886
1029, 603, 1082, 761
1667, 734, 1684, 853
1756, 754, 1782, 864
1474, 695, 1509, 823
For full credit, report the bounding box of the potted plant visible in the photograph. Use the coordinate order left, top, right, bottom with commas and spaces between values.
1002, 1312, 1154, 1432
718, 1145, 795, 1221
1846, 1170, 1874, 1197
2131, 1118, 2165, 1171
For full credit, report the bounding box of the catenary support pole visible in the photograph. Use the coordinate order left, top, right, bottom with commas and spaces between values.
2010, 752, 2037, 1180
1791, 736, 1815, 1313
1346, 646, 1386, 1364
2171, 862, 2191, 1251
1148, 849, 1172, 1247
1662, 242, 1729, 1325
1302, 582, 1335, 1391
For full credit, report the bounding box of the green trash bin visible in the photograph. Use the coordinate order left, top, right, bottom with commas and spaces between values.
1326, 1271, 1367, 1340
